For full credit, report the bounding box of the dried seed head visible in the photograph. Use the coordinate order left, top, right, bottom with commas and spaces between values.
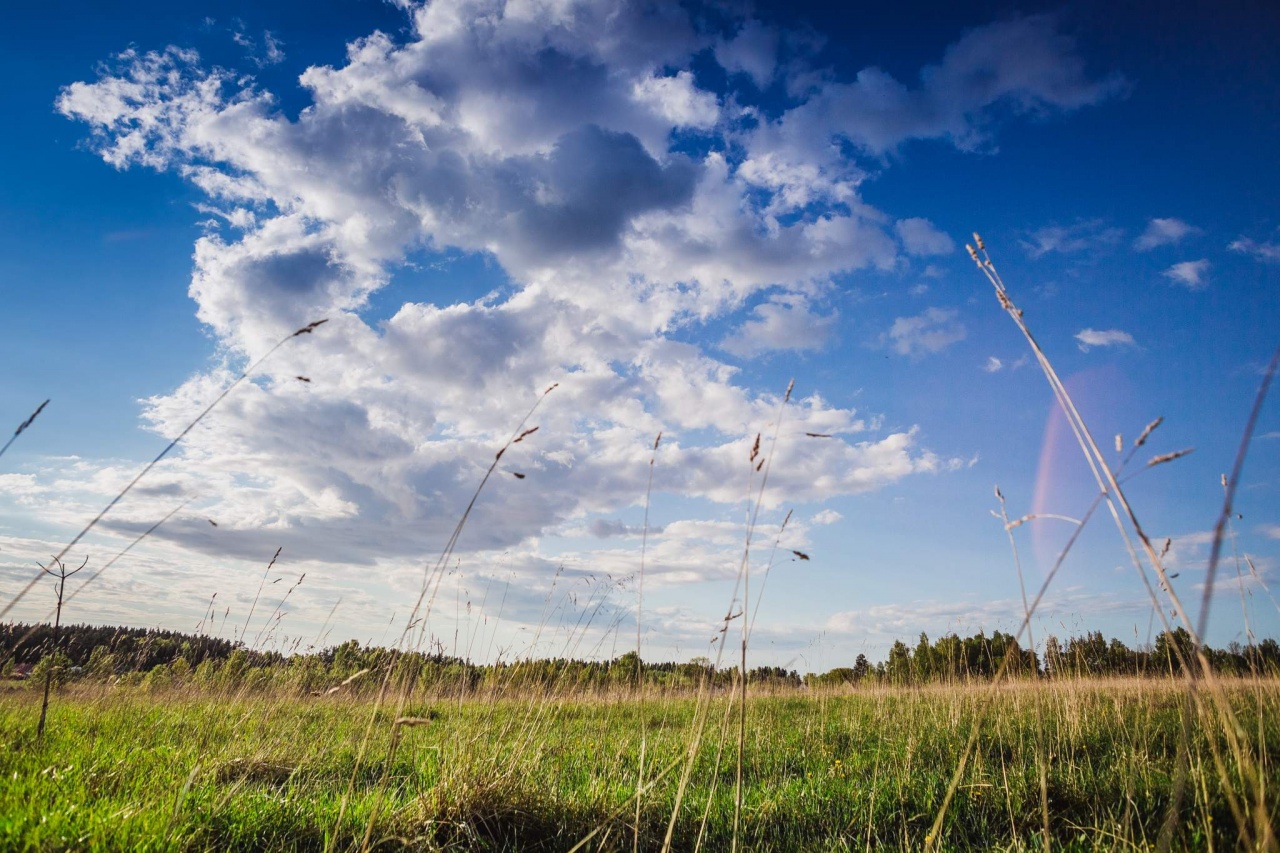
1221, 473, 1228, 488
1115, 434, 1122, 453
511, 472, 526, 479
1135, 417, 1163, 448
994, 484, 1003, 501
1147, 447, 1194, 468
13, 399, 49, 437
1161, 538, 1171, 557
749, 433, 761, 462
973, 232, 985, 250
291, 318, 329, 337
784, 378, 795, 403
966, 244, 978, 261
791, 550, 810, 560
806, 432, 832, 438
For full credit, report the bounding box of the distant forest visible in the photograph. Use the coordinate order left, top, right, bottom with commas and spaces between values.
2, 622, 1277, 693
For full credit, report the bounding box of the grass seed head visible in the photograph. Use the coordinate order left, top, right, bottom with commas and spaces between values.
1135, 417, 1163, 448
1147, 447, 1194, 468
13, 399, 49, 437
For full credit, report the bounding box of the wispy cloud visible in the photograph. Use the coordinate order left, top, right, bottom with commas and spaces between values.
1022, 219, 1123, 258
895, 218, 954, 256
983, 356, 1003, 373
1075, 328, 1136, 351
884, 308, 966, 358
231, 21, 285, 68
1164, 259, 1210, 290
765, 13, 1123, 157
824, 588, 1147, 639
1134, 217, 1200, 251
1229, 236, 1280, 264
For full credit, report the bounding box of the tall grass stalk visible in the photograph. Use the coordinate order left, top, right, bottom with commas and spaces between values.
961, 237, 1274, 850
634, 431, 660, 853
342, 383, 557, 851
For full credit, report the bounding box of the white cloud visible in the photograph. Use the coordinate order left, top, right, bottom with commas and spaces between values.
720, 294, 837, 358
1164, 259, 1210, 290
1260, 524, 1280, 540
1229, 237, 1280, 263
983, 356, 1003, 373
811, 509, 842, 525
895, 218, 954, 256
884, 308, 966, 357
42, 1, 1110, 636
631, 71, 719, 129
1075, 328, 1136, 351
1022, 219, 1123, 258
1134, 217, 1200, 251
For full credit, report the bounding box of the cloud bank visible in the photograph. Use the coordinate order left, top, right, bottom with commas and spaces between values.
47, 1, 1120, 635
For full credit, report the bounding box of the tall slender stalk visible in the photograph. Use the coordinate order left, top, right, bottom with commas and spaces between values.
35, 555, 87, 737
635, 431, 660, 853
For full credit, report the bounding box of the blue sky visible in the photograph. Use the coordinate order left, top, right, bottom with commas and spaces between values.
2, 0, 1278, 670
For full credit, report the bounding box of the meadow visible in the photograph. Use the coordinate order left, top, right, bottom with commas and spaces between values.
3, 242, 1278, 852
1, 675, 1277, 851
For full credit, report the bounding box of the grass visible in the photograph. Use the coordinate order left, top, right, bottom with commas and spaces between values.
1, 677, 1277, 851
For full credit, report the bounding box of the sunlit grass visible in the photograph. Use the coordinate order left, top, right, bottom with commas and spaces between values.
1, 678, 1275, 850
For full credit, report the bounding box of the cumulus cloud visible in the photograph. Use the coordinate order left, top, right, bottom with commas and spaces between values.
1022, 219, 1123, 258
1075, 328, 1136, 351
811, 509, 842, 525
42, 1, 1114, 636
720, 294, 837, 358
1164, 259, 1210, 289
884, 308, 966, 357
1134, 217, 1200, 251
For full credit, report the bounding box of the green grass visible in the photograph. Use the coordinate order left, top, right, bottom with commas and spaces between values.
1, 678, 1276, 851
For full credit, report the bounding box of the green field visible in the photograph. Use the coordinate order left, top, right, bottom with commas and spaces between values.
2, 678, 1276, 851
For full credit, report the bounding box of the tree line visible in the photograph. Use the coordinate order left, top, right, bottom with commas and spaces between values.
2, 622, 1277, 694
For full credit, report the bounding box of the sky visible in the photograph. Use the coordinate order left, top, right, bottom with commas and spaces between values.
2, 0, 1278, 672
